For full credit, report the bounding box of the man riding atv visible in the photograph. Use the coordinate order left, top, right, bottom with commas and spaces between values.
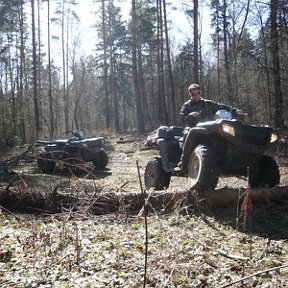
144, 84, 280, 191
159, 83, 240, 171
180, 83, 239, 128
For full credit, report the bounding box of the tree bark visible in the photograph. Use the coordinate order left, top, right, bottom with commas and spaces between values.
0, 183, 287, 214
270, 0, 285, 128
163, 0, 176, 123
131, 0, 145, 134
223, 0, 233, 103
31, 0, 40, 139
193, 0, 199, 84
47, 0, 54, 138
156, 0, 168, 125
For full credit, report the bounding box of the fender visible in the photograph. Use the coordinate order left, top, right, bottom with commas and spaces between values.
181, 127, 211, 171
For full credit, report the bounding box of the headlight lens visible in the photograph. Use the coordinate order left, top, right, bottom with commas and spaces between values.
270, 132, 278, 143
222, 123, 236, 137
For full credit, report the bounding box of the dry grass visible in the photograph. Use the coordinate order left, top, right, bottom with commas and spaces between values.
0, 136, 288, 287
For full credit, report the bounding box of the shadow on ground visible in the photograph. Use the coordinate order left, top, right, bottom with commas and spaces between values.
190, 188, 288, 240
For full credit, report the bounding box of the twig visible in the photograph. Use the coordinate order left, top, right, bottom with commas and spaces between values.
0, 204, 25, 225
136, 160, 147, 288
220, 263, 288, 288
218, 249, 250, 261
258, 238, 270, 260
200, 213, 226, 236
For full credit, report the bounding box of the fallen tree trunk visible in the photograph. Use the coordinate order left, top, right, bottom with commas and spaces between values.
0, 181, 287, 214
195, 186, 288, 206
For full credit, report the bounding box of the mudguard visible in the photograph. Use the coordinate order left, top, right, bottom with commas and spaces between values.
181, 127, 211, 171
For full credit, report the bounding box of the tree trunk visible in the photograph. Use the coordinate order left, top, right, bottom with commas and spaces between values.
18, 2, 26, 143
270, 0, 285, 128
102, 0, 111, 131
223, 0, 233, 103
193, 0, 199, 84
256, 2, 272, 122
60, 0, 70, 132
37, 0, 43, 131
31, 0, 40, 139
47, 0, 54, 138
137, 45, 147, 131
163, 0, 176, 123
156, 0, 168, 125
131, 0, 145, 134
1, 183, 287, 214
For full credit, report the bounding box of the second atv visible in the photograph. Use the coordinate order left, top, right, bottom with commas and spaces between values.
144, 110, 280, 191
36, 131, 108, 173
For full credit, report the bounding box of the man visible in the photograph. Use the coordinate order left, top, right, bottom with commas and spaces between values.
180, 83, 237, 127
160, 84, 238, 171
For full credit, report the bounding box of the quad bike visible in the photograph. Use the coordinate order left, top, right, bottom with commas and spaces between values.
36, 131, 108, 173
144, 110, 280, 191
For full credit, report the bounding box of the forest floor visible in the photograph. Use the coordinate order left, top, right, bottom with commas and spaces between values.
0, 135, 288, 288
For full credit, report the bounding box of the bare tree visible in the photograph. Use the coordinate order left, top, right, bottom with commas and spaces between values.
46, 0, 55, 138
156, 0, 168, 125
131, 0, 145, 133
270, 0, 284, 128
163, 0, 176, 123
193, 0, 199, 84
101, 0, 111, 130
31, 0, 40, 138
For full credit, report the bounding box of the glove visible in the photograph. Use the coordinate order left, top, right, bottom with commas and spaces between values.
236, 109, 248, 116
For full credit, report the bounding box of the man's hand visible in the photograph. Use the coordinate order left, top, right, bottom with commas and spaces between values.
236, 109, 248, 116
189, 111, 201, 118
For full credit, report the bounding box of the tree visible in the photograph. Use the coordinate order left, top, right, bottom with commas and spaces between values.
163, 0, 176, 123
131, 0, 145, 133
46, 0, 55, 138
193, 0, 199, 84
101, 0, 110, 130
156, 0, 168, 125
270, 0, 285, 128
31, 0, 41, 138
94, 0, 131, 133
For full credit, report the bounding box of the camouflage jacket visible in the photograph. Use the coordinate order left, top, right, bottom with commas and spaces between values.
180, 98, 235, 127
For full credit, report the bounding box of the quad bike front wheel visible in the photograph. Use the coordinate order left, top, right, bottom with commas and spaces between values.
250, 155, 280, 188
144, 157, 171, 190
37, 153, 56, 173
92, 149, 109, 169
188, 145, 219, 191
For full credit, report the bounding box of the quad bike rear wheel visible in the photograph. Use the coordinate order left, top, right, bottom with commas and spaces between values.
37, 153, 56, 173
144, 157, 171, 190
188, 145, 219, 190
92, 149, 109, 169
250, 155, 280, 188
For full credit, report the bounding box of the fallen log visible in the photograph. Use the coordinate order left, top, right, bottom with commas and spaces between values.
0, 182, 79, 213
194, 186, 288, 206
0, 180, 287, 215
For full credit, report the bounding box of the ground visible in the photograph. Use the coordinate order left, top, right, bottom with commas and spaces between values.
0, 135, 288, 288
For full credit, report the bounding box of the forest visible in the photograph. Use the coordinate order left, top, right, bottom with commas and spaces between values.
0, 0, 287, 145
1, 1, 288, 287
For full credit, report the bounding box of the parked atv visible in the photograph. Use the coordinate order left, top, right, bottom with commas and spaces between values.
144, 110, 280, 191
36, 131, 108, 173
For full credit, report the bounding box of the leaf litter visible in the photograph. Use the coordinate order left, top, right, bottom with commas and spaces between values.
0, 136, 288, 287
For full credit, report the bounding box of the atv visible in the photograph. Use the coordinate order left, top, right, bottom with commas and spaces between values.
144, 110, 280, 191
36, 131, 108, 173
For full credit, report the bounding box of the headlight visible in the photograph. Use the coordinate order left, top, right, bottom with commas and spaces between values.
270, 132, 278, 143
222, 123, 236, 137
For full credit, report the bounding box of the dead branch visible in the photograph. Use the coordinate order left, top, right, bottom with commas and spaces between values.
0, 183, 287, 215
220, 263, 288, 288
217, 249, 250, 261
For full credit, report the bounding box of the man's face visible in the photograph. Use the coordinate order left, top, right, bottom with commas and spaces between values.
189, 88, 201, 102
